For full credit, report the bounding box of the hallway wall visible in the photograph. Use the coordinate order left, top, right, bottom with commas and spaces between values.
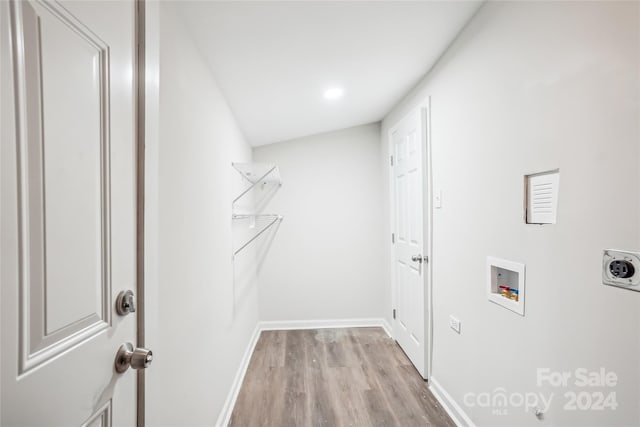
146, 4, 260, 426
382, 1, 640, 426
253, 124, 387, 324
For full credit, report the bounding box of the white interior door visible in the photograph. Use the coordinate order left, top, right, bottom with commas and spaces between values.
1, 0, 138, 425
391, 109, 427, 378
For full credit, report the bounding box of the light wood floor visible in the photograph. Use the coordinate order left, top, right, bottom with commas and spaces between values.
229, 327, 455, 427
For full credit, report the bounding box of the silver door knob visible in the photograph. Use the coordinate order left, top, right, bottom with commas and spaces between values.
115, 343, 153, 373
411, 254, 428, 263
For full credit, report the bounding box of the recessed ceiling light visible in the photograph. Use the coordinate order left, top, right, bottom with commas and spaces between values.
323, 87, 343, 100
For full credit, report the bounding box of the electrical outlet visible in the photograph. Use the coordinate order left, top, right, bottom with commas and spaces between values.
603, 249, 640, 292
449, 315, 461, 334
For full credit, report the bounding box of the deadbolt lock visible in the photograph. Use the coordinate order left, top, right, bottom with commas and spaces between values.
115, 290, 136, 315
411, 254, 428, 263
115, 343, 153, 373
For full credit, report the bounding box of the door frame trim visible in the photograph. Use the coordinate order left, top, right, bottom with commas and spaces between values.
135, 0, 146, 425
387, 98, 433, 380
137, 0, 160, 425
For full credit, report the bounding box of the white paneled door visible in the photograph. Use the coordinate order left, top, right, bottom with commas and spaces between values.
391, 109, 427, 378
1, 0, 138, 425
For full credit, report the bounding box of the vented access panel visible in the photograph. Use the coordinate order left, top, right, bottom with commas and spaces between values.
525, 170, 559, 224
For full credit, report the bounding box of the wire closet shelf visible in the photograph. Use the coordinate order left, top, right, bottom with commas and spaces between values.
231, 162, 283, 257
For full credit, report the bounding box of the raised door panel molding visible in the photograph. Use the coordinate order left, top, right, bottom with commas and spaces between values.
11, 0, 111, 374
82, 400, 112, 427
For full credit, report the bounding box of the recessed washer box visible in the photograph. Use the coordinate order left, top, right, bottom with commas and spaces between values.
487, 257, 526, 316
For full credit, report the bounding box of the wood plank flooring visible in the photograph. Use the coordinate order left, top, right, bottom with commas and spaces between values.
229, 328, 455, 427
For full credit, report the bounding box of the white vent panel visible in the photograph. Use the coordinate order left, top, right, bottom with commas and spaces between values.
526, 170, 559, 224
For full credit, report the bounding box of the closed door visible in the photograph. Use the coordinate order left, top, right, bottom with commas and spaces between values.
1, 0, 138, 425
391, 109, 427, 377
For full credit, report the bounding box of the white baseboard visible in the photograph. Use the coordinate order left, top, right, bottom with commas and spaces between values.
259, 317, 391, 332
381, 318, 393, 337
215, 317, 393, 426
429, 376, 476, 427
215, 323, 262, 427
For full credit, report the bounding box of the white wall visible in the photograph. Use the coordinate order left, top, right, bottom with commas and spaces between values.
253, 123, 387, 323
382, 1, 640, 426
146, 4, 259, 426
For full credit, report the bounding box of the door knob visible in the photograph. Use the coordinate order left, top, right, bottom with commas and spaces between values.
411, 254, 428, 263
115, 343, 153, 373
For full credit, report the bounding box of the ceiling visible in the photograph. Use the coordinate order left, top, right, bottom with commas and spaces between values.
177, 1, 483, 146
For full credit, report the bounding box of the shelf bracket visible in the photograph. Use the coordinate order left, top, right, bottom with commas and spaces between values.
233, 215, 283, 256
232, 165, 278, 204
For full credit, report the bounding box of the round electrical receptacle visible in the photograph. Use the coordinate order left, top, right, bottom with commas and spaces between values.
609, 260, 635, 279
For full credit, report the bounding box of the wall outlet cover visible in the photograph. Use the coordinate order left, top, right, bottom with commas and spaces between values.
603, 249, 640, 292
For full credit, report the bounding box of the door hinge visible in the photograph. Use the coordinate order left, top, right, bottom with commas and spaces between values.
390, 155, 394, 166
391, 233, 395, 244
393, 309, 396, 319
